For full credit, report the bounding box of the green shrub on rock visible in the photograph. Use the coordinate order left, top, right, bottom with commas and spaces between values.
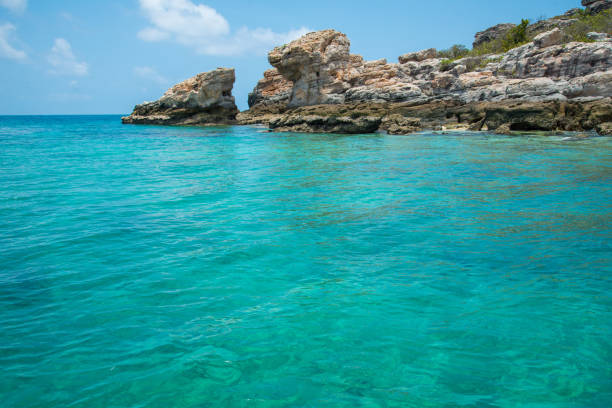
437, 44, 469, 60
502, 19, 531, 51
564, 9, 612, 42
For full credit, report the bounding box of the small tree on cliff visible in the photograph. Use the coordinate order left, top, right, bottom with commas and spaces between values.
502, 19, 530, 51
437, 44, 470, 60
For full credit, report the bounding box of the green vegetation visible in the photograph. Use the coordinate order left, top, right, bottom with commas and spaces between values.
437, 45, 470, 72
437, 18, 531, 65
434, 8, 611, 71
502, 19, 530, 51
565, 9, 612, 42
437, 44, 469, 60
439, 59, 454, 72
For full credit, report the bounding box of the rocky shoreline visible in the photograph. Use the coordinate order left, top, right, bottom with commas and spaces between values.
122, 0, 612, 135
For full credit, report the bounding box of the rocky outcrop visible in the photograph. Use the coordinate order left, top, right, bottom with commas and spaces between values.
473, 23, 516, 48
125, 1, 611, 135
588, 32, 612, 41
246, 68, 292, 112
596, 121, 612, 134
267, 30, 355, 107
258, 98, 611, 134
398, 48, 437, 63
582, 0, 612, 14
526, 18, 578, 39
269, 112, 382, 134
242, 22, 612, 134
532, 28, 564, 49
122, 68, 238, 125
380, 115, 422, 134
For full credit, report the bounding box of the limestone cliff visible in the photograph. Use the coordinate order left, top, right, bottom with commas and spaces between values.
122, 68, 238, 126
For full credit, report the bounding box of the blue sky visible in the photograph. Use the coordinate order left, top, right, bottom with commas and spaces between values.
0, 0, 581, 114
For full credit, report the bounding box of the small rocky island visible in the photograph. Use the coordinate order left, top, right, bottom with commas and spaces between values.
123, 0, 612, 135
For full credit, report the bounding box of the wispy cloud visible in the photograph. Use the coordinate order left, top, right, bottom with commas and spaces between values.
0, 23, 26, 60
0, 0, 27, 13
134, 66, 168, 84
137, 0, 310, 56
48, 38, 88, 76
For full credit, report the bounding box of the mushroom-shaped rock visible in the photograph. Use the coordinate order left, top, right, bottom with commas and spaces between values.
268, 30, 353, 107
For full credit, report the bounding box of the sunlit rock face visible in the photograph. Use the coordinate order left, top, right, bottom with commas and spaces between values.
267, 29, 354, 107
122, 68, 238, 126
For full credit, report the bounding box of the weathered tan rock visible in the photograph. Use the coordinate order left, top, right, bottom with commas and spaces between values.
398, 48, 437, 64
123, 68, 238, 125
268, 29, 353, 107
247, 68, 293, 110
533, 28, 564, 49
495, 40, 612, 80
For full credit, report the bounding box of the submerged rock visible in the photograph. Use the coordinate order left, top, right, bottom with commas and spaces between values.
122, 68, 238, 126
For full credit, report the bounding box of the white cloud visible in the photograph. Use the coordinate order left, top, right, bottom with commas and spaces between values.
0, 0, 27, 13
134, 66, 168, 84
47, 38, 88, 76
137, 0, 310, 56
0, 23, 26, 60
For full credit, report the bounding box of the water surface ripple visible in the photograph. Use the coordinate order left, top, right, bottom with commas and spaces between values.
1, 116, 611, 407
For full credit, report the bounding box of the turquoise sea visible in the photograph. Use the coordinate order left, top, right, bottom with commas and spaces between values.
1, 115, 611, 407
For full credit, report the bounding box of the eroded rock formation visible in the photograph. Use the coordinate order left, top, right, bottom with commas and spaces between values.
122, 68, 238, 125
125, 2, 612, 135
267, 30, 355, 107
240, 14, 612, 135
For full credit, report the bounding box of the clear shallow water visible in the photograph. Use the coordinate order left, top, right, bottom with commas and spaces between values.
1, 115, 611, 408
